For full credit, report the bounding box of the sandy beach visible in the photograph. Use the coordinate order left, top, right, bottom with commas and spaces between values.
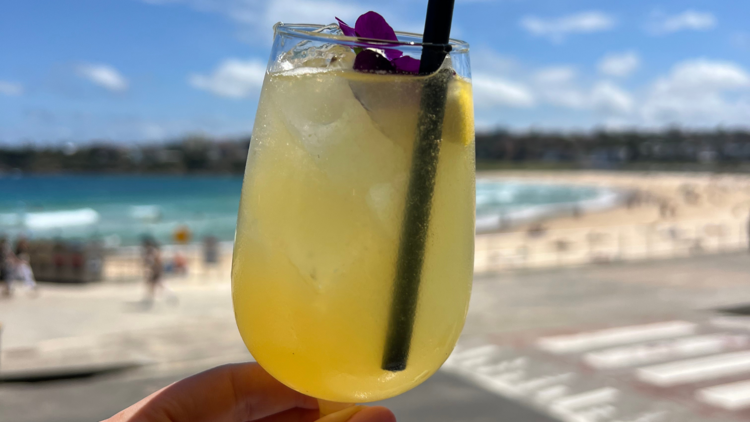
481, 171, 750, 229
475, 170, 750, 271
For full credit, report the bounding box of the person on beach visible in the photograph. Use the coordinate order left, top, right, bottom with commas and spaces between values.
105, 363, 395, 422
13, 237, 38, 294
202, 235, 219, 276
0, 236, 12, 297
171, 251, 188, 276
142, 237, 177, 305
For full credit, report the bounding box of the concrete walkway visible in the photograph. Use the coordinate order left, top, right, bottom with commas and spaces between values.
0, 274, 248, 381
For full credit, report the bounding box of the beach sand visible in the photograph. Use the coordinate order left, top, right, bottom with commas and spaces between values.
481, 170, 750, 229
475, 170, 750, 271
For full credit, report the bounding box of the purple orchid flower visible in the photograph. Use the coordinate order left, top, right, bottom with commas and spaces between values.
335, 11, 420, 74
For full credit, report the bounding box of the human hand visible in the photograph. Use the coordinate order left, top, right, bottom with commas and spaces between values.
105, 362, 396, 422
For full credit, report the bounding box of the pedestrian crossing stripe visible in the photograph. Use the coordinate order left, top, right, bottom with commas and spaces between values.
536, 321, 696, 354
637, 350, 750, 387
697, 379, 750, 411
444, 319, 750, 420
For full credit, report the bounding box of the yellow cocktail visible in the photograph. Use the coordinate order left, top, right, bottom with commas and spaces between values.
232, 23, 475, 403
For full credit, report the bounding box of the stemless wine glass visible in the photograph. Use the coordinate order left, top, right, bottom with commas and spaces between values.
232, 22, 475, 404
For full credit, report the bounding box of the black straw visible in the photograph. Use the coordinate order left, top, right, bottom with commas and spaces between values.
382, 0, 456, 372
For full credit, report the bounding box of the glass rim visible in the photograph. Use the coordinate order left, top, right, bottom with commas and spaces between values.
274, 23, 470, 53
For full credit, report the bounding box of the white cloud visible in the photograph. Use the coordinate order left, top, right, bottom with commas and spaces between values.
530, 67, 599, 110
591, 81, 634, 114
648, 10, 717, 35
139, 0, 425, 46
0, 81, 23, 96
540, 88, 590, 110
473, 74, 535, 108
264, 0, 360, 27
77, 64, 128, 92
471, 51, 750, 129
534, 66, 576, 84
598, 51, 640, 78
138, 0, 408, 33
642, 59, 750, 125
520, 11, 616, 43
472, 51, 635, 117
654, 59, 750, 93
189, 58, 266, 98
471, 48, 522, 74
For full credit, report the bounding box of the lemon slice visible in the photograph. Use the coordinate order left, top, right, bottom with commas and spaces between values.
442, 79, 474, 145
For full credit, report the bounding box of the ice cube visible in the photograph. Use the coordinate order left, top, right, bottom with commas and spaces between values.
366, 176, 407, 239
269, 71, 409, 191
347, 56, 457, 147
346, 72, 422, 149
272, 69, 351, 126
313, 23, 345, 36
276, 39, 356, 72
326, 45, 356, 70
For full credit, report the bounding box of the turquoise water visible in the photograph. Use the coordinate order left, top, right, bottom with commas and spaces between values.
0, 175, 615, 244
477, 181, 601, 216
476, 181, 618, 231
0, 175, 243, 245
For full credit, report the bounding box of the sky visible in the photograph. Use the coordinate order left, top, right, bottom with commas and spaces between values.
1, 0, 749, 144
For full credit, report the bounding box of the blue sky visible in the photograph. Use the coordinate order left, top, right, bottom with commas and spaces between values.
1, 0, 749, 144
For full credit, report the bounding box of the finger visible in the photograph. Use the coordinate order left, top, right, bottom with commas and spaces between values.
254, 408, 320, 422
348, 407, 396, 422
316, 406, 364, 422
225, 363, 319, 420
109, 363, 318, 422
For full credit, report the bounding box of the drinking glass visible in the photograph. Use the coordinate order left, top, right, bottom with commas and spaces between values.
232, 22, 475, 403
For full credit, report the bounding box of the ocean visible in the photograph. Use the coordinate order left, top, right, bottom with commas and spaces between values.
0, 175, 243, 246
475, 180, 621, 232
0, 175, 619, 245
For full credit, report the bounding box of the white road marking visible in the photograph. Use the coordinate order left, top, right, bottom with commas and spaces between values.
537, 321, 696, 354
460, 354, 497, 369
571, 404, 616, 422
446, 344, 502, 363
447, 319, 750, 421
584, 334, 748, 369
442, 347, 530, 399
473, 359, 526, 376
614, 411, 667, 422
534, 385, 570, 404
697, 379, 750, 411
638, 350, 750, 387
550, 388, 620, 413
514, 373, 575, 394
550, 388, 620, 422
443, 366, 524, 398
